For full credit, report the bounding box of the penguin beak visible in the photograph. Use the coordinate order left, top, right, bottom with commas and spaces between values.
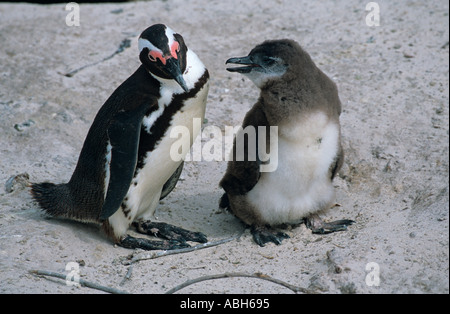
226, 56, 261, 73
166, 57, 189, 92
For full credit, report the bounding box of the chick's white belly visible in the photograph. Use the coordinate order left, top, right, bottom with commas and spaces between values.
246, 118, 340, 225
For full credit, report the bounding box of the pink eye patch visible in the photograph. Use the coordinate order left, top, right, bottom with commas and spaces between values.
148, 41, 180, 65
170, 41, 180, 59
148, 50, 165, 64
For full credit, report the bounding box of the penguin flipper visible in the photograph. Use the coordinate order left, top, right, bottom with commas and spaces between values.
160, 161, 184, 200
220, 103, 269, 196
330, 143, 344, 180
99, 108, 145, 221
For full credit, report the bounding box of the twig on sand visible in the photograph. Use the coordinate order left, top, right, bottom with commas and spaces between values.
122, 233, 243, 266
119, 264, 134, 287
61, 38, 131, 77
117, 233, 243, 287
165, 272, 318, 294
29, 270, 129, 294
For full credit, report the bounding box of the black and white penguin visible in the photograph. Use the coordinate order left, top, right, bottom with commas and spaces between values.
219, 39, 354, 246
31, 24, 210, 250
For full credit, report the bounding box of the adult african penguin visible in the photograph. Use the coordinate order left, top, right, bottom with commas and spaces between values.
31, 24, 210, 250
219, 39, 354, 246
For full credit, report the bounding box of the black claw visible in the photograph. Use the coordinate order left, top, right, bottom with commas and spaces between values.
192, 232, 209, 244
251, 225, 290, 247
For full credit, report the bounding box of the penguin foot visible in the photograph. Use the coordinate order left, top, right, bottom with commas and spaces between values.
305, 214, 355, 234
119, 235, 190, 251
251, 225, 290, 247
134, 221, 208, 244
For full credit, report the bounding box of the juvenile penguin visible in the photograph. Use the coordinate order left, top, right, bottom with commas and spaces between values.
31, 24, 210, 250
219, 39, 354, 246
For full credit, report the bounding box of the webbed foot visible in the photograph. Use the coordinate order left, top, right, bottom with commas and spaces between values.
251, 225, 290, 247
134, 221, 208, 244
119, 235, 190, 250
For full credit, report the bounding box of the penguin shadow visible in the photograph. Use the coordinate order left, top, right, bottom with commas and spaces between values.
27, 208, 111, 246
26, 190, 244, 247
158, 190, 245, 241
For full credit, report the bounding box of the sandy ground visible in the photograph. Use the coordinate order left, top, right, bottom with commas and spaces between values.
0, 0, 448, 294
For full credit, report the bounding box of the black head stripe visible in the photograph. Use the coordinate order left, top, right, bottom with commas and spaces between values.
139, 24, 169, 52
174, 33, 187, 73
136, 70, 209, 172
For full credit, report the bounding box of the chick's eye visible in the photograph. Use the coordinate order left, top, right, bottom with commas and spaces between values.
264, 57, 276, 66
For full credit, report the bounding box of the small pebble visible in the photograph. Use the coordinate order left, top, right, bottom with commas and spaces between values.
14, 119, 35, 132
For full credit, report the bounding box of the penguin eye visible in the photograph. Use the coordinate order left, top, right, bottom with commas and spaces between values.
149, 50, 165, 64
263, 57, 277, 66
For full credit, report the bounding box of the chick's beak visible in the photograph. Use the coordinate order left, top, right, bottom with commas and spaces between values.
226, 56, 261, 73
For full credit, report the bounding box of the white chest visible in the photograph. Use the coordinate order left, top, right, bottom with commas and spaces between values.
247, 111, 340, 224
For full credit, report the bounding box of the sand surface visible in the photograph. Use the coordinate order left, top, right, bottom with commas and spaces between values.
0, 0, 448, 294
